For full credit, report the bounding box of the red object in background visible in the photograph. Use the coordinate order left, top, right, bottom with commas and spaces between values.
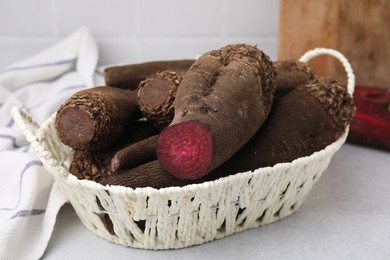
347, 86, 390, 151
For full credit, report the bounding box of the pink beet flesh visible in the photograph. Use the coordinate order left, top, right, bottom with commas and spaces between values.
156, 120, 213, 180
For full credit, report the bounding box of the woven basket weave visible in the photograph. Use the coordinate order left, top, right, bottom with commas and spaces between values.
11, 48, 354, 250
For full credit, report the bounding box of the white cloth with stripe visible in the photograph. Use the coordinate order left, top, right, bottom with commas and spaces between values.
0, 26, 100, 260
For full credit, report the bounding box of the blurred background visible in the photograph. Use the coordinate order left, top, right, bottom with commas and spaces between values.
0, 0, 280, 69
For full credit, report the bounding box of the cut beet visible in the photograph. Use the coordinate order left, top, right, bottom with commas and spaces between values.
156, 120, 213, 180
56, 107, 94, 149
347, 85, 390, 150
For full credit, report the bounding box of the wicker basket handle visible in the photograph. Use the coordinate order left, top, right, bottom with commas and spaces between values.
11, 106, 41, 144
11, 107, 71, 178
299, 48, 355, 95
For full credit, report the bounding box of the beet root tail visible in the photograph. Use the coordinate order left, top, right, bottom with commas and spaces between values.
156, 120, 213, 180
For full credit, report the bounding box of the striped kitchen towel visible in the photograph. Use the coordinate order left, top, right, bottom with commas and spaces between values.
0, 26, 100, 260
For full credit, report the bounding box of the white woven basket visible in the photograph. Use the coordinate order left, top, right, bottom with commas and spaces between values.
11, 48, 354, 250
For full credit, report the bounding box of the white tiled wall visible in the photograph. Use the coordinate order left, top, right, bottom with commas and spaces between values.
0, 0, 280, 70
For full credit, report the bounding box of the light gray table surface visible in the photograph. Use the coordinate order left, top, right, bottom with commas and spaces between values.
43, 143, 390, 260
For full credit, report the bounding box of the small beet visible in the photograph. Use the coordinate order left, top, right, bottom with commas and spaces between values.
69, 121, 159, 181
55, 86, 140, 150
137, 70, 183, 128
111, 135, 158, 172
274, 59, 316, 98
104, 60, 194, 90
101, 160, 192, 189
